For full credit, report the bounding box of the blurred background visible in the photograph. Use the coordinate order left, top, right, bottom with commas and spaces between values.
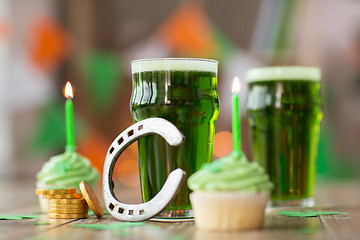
0, 0, 359, 202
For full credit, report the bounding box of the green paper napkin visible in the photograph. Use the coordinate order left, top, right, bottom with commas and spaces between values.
74, 222, 145, 230
20, 215, 41, 219
34, 222, 52, 226
0, 215, 23, 220
277, 211, 348, 217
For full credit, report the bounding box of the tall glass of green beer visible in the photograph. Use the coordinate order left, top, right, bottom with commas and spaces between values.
246, 66, 322, 207
130, 58, 219, 218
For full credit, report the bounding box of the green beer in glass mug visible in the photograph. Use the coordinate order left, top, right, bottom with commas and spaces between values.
130, 58, 219, 218
246, 66, 322, 207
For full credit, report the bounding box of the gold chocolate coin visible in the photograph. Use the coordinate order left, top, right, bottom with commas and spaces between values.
42, 193, 83, 199
49, 198, 87, 205
49, 203, 88, 209
79, 181, 103, 218
49, 207, 88, 214
35, 188, 76, 195
48, 213, 88, 219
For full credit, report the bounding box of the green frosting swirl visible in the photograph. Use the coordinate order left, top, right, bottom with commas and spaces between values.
36, 151, 99, 188
188, 151, 273, 192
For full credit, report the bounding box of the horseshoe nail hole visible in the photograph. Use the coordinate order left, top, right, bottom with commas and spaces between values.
109, 203, 115, 211
118, 207, 124, 214
128, 210, 134, 215
117, 137, 123, 145
138, 125, 143, 131
109, 147, 114, 154
128, 129, 134, 137
139, 209, 145, 215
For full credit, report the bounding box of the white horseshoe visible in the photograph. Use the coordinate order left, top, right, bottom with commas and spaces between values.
103, 117, 186, 221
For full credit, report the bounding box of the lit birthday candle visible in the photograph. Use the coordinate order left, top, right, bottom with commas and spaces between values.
64, 81, 75, 152
232, 76, 241, 153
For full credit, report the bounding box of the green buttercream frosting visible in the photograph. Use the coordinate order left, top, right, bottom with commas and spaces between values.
36, 151, 99, 188
188, 151, 273, 192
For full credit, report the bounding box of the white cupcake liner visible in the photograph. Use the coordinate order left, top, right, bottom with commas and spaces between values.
37, 197, 49, 213
190, 191, 269, 231
36, 181, 81, 192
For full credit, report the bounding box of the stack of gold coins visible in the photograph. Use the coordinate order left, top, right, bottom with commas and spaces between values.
35, 188, 89, 219
48, 198, 88, 219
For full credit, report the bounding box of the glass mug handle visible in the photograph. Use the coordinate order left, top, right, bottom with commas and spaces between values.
103, 117, 186, 221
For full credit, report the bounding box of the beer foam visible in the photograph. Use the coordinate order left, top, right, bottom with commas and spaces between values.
246, 66, 321, 83
132, 58, 218, 73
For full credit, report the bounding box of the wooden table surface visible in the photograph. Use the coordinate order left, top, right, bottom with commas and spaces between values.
0, 178, 359, 240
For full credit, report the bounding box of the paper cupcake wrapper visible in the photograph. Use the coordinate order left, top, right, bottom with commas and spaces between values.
190, 191, 269, 231
36, 182, 81, 192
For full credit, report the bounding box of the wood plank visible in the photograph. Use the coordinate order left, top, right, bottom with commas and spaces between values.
26, 216, 192, 240
1, 178, 360, 239
0, 178, 77, 238
22, 212, 325, 240
320, 208, 360, 239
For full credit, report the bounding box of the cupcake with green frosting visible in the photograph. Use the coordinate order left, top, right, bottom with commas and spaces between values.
188, 151, 273, 231
36, 151, 99, 211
